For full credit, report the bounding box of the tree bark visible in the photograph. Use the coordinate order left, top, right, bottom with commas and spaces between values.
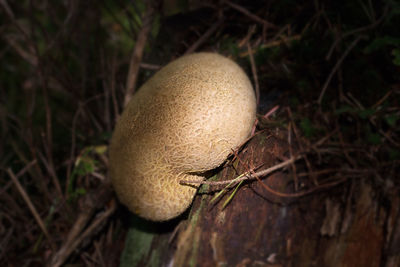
119, 131, 400, 267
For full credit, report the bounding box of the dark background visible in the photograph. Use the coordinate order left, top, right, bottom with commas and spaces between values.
1, 0, 399, 266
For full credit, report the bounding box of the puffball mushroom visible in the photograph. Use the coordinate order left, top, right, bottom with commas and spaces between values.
109, 52, 256, 221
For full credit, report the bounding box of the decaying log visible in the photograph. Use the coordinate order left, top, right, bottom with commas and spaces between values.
119, 130, 400, 267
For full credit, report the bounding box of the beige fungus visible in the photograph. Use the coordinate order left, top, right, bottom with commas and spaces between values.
109, 53, 256, 221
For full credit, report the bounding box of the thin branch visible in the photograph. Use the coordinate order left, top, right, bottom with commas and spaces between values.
247, 42, 260, 105
182, 164, 366, 199
346, 92, 400, 148
0, 0, 14, 19
0, 160, 37, 196
287, 122, 299, 190
140, 62, 161, 70
185, 18, 223, 54
326, 5, 388, 60
110, 55, 120, 122
262, 105, 280, 119
51, 198, 116, 267
66, 103, 82, 196
123, 3, 155, 107
180, 155, 303, 186
224, 0, 276, 29
252, 174, 348, 198
7, 168, 55, 249
240, 34, 301, 57
287, 107, 317, 185
318, 35, 365, 105
16, 159, 38, 177
50, 184, 114, 267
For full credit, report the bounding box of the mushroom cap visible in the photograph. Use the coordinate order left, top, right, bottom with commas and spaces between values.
109, 53, 256, 221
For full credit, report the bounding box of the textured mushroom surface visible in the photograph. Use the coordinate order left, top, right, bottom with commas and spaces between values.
109, 53, 256, 221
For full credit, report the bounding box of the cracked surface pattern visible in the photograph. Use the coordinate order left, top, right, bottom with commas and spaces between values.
109, 53, 256, 221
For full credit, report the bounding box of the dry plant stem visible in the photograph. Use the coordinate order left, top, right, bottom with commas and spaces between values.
238, 25, 256, 47
140, 62, 161, 70
3, 36, 38, 66
297, 168, 346, 177
1, 0, 36, 56
385, 204, 400, 264
0, 160, 37, 205
312, 128, 340, 150
233, 147, 267, 204
254, 173, 348, 198
273, 24, 290, 42
185, 19, 223, 54
94, 241, 106, 267
66, 94, 105, 195
251, 118, 258, 136
343, 92, 400, 148
240, 35, 301, 57
6, 37, 53, 201
51, 201, 116, 267
101, 51, 111, 132
104, 80, 111, 132
44, 1, 76, 53
181, 130, 340, 189
66, 105, 82, 195
10, 139, 51, 200
0, 159, 37, 197
338, 128, 357, 168
7, 168, 55, 249
50, 185, 114, 267
326, 6, 388, 60
38, 78, 63, 199
37, 150, 63, 198
0, 227, 13, 259
287, 107, 317, 185
318, 35, 365, 104
287, 122, 299, 191
101, 52, 121, 130
224, 0, 276, 28
372, 89, 393, 109
123, 4, 155, 107
181, 155, 303, 186
263, 105, 279, 119
8, 0, 63, 199
247, 42, 260, 105
347, 92, 400, 148
0, 0, 14, 18
110, 55, 120, 122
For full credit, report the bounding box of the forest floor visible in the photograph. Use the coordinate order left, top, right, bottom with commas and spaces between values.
1, 0, 399, 266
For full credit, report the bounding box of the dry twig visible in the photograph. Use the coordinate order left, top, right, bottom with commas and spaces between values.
318, 35, 365, 104
326, 6, 389, 60
224, 0, 276, 29
124, 3, 156, 107
50, 184, 114, 267
240, 34, 301, 57
180, 155, 302, 186
7, 168, 55, 249
247, 42, 260, 105
185, 19, 224, 54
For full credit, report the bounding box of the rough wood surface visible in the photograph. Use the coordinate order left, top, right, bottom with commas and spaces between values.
120, 131, 400, 267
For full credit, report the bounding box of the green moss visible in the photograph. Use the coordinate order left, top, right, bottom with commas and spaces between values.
188, 228, 201, 267
189, 194, 207, 227
120, 227, 155, 267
